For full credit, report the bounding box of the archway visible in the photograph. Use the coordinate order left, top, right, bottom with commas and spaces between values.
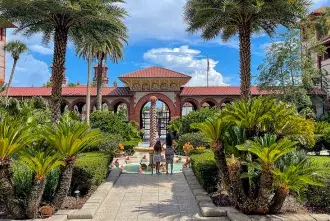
181, 98, 200, 116
219, 98, 235, 109
110, 98, 130, 120
91, 100, 111, 111
200, 98, 218, 108
133, 93, 177, 140
71, 99, 86, 120
61, 99, 70, 113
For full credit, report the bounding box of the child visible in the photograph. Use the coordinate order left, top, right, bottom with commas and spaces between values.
164, 133, 177, 174
153, 139, 162, 175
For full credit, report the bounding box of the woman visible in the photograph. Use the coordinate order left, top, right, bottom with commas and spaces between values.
153, 139, 162, 175
164, 133, 176, 174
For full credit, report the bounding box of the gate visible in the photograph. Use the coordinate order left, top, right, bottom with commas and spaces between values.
141, 109, 170, 140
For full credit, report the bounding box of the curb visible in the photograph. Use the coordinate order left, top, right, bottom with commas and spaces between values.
182, 167, 250, 220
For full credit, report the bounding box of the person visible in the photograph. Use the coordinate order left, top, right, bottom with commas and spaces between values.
164, 133, 177, 174
153, 139, 162, 175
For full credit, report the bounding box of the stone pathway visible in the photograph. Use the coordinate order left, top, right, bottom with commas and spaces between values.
92, 173, 227, 221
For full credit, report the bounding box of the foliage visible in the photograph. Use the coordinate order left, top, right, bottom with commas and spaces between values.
190, 150, 218, 193
192, 97, 321, 214
122, 140, 139, 156
169, 108, 219, 136
97, 134, 124, 153
184, 0, 309, 99
177, 132, 209, 155
70, 152, 112, 196
12, 160, 33, 203
91, 111, 141, 141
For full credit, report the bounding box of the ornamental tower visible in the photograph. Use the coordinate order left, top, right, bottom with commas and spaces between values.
93, 63, 109, 86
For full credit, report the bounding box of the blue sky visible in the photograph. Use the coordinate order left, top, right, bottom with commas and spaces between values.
5, 0, 330, 87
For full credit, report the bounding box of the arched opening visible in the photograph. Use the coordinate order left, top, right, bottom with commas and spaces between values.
219, 98, 234, 109
61, 100, 70, 113
72, 101, 86, 120
92, 101, 110, 111
140, 100, 170, 141
110, 99, 130, 121
181, 98, 199, 116
201, 99, 217, 108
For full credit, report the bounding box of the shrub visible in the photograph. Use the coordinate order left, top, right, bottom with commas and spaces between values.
190, 150, 218, 193
122, 140, 139, 156
177, 132, 209, 155
169, 108, 219, 136
12, 160, 33, 203
42, 168, 60, 202
70, 152, 113, 196
98, 134, 124, 153
91, 111, 141, 141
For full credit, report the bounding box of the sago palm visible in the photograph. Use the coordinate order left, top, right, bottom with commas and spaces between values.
270, 154, 325, 213
236, 134, 297, 214
21, 151, 64, 218
184, 0, 309, 99
4, 40, 28, 101
41, 119, 103, 210
0, 0, 128, 121
191, 114, 230, 190
0, 118, 33, 218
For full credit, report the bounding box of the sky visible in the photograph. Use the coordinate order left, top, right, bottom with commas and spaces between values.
5, 0, 330, 88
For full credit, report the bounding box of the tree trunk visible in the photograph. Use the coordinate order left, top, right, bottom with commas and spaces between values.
0, 163, 24, 219
52, 162, 73, 211
50, 27, 69, 122
213, 142, 230, 192
96, 53, 104, 111
26, 178, 47, 218
86, 50, 92, 124
255, 164, 274, 214
5, 58, 17, 102
238, 23, 252, 101
269, 184, 289, 214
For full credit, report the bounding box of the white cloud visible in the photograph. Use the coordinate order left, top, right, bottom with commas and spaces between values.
6, 53, 51, 87
29, 44, 53, 55
143, 45, 228, 86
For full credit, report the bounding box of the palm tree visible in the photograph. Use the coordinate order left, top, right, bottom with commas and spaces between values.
41, 119, 103, 210
184, 0, 310, 100
191, 115, 230, 191
0, 0, 128, 121
0, 117, 33, 218
4, 40, 28, 101
21, 151, 64, 218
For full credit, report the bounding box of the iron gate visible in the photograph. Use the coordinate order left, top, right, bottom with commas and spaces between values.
141, 110, 170, 140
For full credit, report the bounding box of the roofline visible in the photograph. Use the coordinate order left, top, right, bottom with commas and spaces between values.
119, 66, 192, 78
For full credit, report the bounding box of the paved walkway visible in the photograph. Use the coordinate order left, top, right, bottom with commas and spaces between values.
92, 173, 211, 221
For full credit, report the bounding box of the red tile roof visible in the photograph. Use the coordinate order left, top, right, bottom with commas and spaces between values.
119, 66, 191, 79
5, 87, 130, 97
180, 86, 266, 96
180, 86, 326, 96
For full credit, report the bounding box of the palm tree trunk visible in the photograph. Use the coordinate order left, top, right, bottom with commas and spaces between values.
50, 27, 69, 122
269, 184, 289, 214
0, 163, 24, 219
213, 142, 230, 191
5, 59, 18, 102
52, 162, 73, 211
26, 178, 47, 218
96, 53, 104, 111
238, 23, 252, 101
256, 164, 274, 214
86, 50, 92, 124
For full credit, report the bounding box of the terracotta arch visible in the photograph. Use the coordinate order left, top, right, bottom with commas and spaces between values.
181, 98, 201, 110
218, 97, 235, 108
110, 98, 130, 113
200, 98, 218, 107
132, 93, 177, 125
90, 99, 111, 111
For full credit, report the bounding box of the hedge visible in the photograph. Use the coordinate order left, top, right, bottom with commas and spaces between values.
70, 151, 113, 196
190, 149, 218, 193
122, 140, 139, 155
